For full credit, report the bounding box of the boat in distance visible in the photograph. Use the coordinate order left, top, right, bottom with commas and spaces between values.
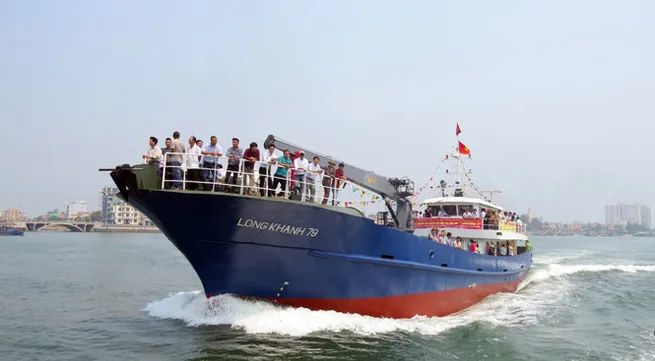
103, 129, 532, 319
0, 225, 25, 236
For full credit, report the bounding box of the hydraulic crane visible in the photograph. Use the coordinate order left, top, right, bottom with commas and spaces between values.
264, 135, 415, 232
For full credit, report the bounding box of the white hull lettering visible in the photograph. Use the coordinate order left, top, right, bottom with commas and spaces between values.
236, 218, 319, 237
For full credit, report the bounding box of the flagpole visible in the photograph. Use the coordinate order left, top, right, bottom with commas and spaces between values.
456, 123, 461, 188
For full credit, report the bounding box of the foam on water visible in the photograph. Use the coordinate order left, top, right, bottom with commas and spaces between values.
143, 256, 655, 337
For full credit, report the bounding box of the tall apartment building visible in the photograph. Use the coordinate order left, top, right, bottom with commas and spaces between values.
65, 201, 88, 219
1, 208, 26, 222
605, 203, 652, 228
101, 187, 119, 224
100, 187, 153, 226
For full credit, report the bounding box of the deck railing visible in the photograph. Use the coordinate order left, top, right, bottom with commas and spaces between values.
414, 217, 528, 235
153, 152, 347, 205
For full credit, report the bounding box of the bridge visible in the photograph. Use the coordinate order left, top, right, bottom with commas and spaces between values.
26, 221, 99, 232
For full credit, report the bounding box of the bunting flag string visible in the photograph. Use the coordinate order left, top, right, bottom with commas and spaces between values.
331, 180, 383, 208
334, 152, 452, 208
463, 172, 488, 200
409, 153, 450, 203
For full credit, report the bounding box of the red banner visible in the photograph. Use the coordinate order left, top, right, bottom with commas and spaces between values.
415, 217, 482, 230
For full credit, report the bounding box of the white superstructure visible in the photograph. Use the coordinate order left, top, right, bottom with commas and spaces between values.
412, 130, 529, 255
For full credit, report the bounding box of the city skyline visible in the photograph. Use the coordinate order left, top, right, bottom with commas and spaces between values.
605, 203, 652, 229
5, 197, 653, 227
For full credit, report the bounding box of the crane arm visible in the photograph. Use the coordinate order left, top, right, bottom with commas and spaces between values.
264, 134, 397, 198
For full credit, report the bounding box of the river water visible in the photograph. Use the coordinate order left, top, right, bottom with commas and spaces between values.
1, 233, 653, 361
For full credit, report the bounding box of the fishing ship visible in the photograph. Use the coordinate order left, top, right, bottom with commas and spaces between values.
103, 127, 532, 319
0, 225, 25, 236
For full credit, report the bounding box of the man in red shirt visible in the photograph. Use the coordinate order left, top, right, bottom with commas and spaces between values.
290, 151, 299, 188
242, 142, 260, 195
335, 162, 346, 200
335, 162, 346, 187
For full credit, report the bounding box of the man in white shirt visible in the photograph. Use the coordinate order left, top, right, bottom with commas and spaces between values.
261, 144, 277, 196
293, 150, 309, 199
216, 164, 226, 180
516, 218, 524, 233
438, 208, 448, 217
185, 136, 202, 190
306, 156, 324, 202
445, 232, 453, 246
143, 136, 163, 165
499, 243, 507, 256
480, 208, 487, 229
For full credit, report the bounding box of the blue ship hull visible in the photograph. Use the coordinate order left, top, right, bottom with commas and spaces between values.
0, 228, 24, 236
117, 186, 532, 318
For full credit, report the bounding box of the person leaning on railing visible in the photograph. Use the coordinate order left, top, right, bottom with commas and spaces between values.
322, 160, 337, 205
243, 142, 260, 195
271, 149, 293, 197
293, 151, 309, 197
261, 143, 276, 197
224, 138, 243, 189
306, 156, 324, 203
200, 136, 223, 191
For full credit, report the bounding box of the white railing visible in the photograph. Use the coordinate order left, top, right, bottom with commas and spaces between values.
155, 152, 348, 205
415, 216, 528, 235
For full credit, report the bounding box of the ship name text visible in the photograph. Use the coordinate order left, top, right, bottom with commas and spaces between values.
236, 218, 319, 237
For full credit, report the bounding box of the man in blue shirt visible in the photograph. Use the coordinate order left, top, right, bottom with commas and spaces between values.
200, 136, 223, 191
272, 149, 293, 197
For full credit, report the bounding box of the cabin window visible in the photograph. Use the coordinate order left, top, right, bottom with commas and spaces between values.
441, 205, 457, 217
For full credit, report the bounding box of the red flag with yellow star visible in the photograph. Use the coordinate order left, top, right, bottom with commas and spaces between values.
458, 141, 471, 155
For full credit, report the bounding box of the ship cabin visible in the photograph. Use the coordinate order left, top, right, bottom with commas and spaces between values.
414, 196, 530, 256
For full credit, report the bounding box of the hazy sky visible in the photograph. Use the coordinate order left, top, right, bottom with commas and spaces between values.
1, 0, 653, 222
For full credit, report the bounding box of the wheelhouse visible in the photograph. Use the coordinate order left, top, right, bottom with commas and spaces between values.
420, 197, 502, 218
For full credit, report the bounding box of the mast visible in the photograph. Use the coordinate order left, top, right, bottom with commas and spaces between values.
456, 130, 461, 189
455, 123, 463, 197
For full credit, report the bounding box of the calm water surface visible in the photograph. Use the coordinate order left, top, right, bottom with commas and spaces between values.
1, 233, 654, 361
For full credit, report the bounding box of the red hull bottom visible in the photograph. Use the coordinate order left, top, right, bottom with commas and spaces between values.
226, 280, 522, 319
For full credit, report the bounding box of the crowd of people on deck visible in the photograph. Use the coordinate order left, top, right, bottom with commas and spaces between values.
419, 206, 521, 223
416, 206, 524, 231
425, 228, 530, 257
141, 131, 348, 204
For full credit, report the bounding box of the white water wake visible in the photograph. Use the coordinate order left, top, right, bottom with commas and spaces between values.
143, 258, 655, 336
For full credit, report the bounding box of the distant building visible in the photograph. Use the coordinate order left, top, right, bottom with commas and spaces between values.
605, 203, 652, 228
111, 203, 153, 226
1, 208, 26, 222
100, 186, 153, 226
101, 187, 119, 224
527, 207, 533, 222
65, 201, 88, 219
46, 209, 65, 219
